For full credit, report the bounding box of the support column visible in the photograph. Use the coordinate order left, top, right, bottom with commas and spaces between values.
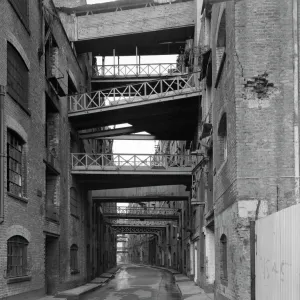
0, 85, 5, 224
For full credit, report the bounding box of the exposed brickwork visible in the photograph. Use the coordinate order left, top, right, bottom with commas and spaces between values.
0, 0, 46, 298
0, 0, 92, 298
211, 0, 297, 299
58, 1, 195, 42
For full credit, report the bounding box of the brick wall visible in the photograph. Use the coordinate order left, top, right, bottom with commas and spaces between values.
212, 0, 297, 299
0, 0, 46, 298
59, 1, 195, 42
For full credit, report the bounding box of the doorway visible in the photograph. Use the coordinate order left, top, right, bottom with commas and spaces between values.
45, 234, 59, 295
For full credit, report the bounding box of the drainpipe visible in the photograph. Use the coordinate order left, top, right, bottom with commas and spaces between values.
293, 0, 299, 203
0, 85, 5, 224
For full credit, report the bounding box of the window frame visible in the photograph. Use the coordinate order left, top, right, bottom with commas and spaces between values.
7, 130, 25, 198
7, 236, 29, 278
70, 187, 79, 218
70, 244, 79, 274
220, 234, 228, 284
218, 113, 228, 165
8, 0, 30, 33
7, 43, 29, 112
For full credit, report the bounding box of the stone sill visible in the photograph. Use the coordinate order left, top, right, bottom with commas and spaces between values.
7, 275, 32, 284
7, 192, 28, 204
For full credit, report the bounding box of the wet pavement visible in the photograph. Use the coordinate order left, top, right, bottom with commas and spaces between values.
81, 264, 182, 300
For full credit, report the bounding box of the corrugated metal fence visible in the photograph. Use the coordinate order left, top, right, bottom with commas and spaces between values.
255, 204, 300, 299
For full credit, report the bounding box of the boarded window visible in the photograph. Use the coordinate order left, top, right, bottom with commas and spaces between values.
70, 187, 78, 217
7, 130, 24, 197
7, 236, 28, 278
220, 234, 228, 282
7, 43, 29, 109
70, 244, 79, 273
218, 113, 227, 163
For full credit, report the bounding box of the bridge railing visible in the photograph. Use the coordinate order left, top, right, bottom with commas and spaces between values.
71, 153, 200, 171
110, 219, 171, 227
104, 206, 179, 216
68, 73, 199, 113
93, 63, 184, 78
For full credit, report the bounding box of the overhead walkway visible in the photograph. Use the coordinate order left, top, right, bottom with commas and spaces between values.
109, 220, 173, 227
92, 185, 189, 203
92, 63, 185, 89
103, 206, 179, 220
71, 153, 197, 174
71, 153, 202, 189
69, 73, 201, 140
57, 0, 195, 55
113, 226, 164, 235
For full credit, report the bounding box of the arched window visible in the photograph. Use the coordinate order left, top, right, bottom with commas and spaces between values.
220, 234, 228, 282
70, 187, 78, 217
70, 244, 79, 273
218, 113, 227, 163
215, 10, 226, 87
216, 10, 226, 70
7, 129, 25, 197
7, 236, 28, 277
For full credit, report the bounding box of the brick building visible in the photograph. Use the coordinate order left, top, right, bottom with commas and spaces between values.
2, 0, 300, 299
0, 1, 115, 299
195, 0, 299, 299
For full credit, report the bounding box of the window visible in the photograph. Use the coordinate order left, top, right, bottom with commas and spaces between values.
70, 187, 78, 217
7, 43, 29, 109
70, 244, 79, 273
9, 0, 29, 29
215, 10, 226, 88
7, 236, 28, 278
220, 234, 228, 283
7, 130, 25, 197
218, 113, 227, 163
216, 10, 226, 71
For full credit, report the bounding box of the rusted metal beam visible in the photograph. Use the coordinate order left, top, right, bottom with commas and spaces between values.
80, 126, 141, 139
94, 196, 188, 202
95, 134, 157, 140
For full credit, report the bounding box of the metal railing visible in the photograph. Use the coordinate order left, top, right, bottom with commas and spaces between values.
93, 63, 183, 78
104, 206, 179, 216
68, 73, 199, 113
110, 219, 171, 227
71, 153, 199, 171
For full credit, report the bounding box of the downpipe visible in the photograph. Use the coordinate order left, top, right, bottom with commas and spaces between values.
293, 0, 300, 203
0, 85, 5, 224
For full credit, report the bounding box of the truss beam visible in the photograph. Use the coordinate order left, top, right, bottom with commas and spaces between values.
79, 126, 142, 139
103, 206, 180, 220
94, 196, 188, 203
93, 63, 184, 79
112, 226, 163, 235
68, 74, 200, 117
71, 153, 201, 175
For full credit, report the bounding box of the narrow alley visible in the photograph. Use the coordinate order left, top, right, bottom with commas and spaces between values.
81, 265, 181, 300
2, 0, 300, 300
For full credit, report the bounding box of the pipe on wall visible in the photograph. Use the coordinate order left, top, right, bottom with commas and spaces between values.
0, 85, 5, 224
293, 0, 299, 203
